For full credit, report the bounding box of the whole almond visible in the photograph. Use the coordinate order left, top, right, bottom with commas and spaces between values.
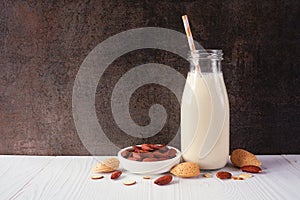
170, 162, 200, 178
154, 175, 173, 185
143, 157, 159, 162
231, 149, 262, 168
121, 150, 130, 158
141, 144, 154, 151
111, 170, 122, 179
216, 171, 232, 179
241, 165, 262, 173
132, 145, 142, 151
132, 152, 142, 160
167, 149, 177, 158
157, 157, 169, 161
158, 146, 169, 153
153, 151, 168, 158
148, 144, 165, 150
127, 156, 139, 161
141, 152, 154, 158
126, 148, 135, 152
92, 158, 119, 173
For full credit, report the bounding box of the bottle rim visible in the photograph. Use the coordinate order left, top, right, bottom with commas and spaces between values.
188, 49, 223, 60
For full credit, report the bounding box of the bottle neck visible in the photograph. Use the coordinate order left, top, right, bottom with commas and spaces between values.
188, 50, 223, 74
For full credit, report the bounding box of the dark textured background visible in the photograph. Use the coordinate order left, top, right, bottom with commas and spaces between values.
0, 0, 299, 155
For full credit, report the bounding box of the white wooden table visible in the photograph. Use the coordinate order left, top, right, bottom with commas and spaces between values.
0, 155, 299, 200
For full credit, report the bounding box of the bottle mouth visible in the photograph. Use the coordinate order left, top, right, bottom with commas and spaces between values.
188, 49, 223, 60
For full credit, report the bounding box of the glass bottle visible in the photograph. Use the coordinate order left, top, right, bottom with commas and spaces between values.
181, 49, 230, 169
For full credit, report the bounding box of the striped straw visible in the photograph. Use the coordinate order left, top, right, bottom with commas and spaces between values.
182, 15, 201, 72
182, 15, 196, 52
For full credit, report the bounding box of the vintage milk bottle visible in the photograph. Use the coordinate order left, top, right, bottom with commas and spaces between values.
181, 50, 230, 169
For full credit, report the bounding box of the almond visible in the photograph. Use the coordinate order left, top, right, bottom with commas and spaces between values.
157, 157, 169, 161
170, 162, 200, 178
132, 152, 142, 160
90, 175, 104, 180
127, 157, 139, 161
153, 151, 168, 158
121, 150, 130, 158
142, 157, 159, 162
141, 144, 154, 151
203, 173, 213, 178
154, 175, 173, 185
123, 180, 136, 186
232, 176, 244, 180
231, 149, 262, 168
158, 146, 169, 153
111, 170, 122, 179
241, 165, 262, 173
216, 171, 232, 179
126, 148, 135, 152
148, 144, 166, 150
167, 149, 177, 158
141, 152, 154, 158
123, 144, 175, 161
239, 173, 253, 179
92, 158, 119, 173
132, 145, 142, 151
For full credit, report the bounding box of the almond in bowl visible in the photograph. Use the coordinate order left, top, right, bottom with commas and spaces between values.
117, 144, 181, 174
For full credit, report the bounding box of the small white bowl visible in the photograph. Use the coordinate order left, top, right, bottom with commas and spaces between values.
117, 145, 181, 174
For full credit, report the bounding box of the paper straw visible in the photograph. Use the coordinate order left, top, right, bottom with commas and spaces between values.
182, 15, 201, 72
182, 15, 196, 51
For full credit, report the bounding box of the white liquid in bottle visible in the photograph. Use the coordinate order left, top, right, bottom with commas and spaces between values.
181, 72, 229, 169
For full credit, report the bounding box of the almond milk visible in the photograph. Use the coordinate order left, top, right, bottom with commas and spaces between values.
181, 71, 229, 169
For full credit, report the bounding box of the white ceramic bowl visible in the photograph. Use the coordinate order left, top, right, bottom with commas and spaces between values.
117, 145, 181, 174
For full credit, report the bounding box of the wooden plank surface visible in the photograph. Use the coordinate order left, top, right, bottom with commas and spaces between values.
283, 154, 300, 171
0, 155, 299, 200
9, 157, 94, 200
0, 156, 54, 200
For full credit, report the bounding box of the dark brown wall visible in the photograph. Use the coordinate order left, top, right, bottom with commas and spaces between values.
0, 0, 299, 155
